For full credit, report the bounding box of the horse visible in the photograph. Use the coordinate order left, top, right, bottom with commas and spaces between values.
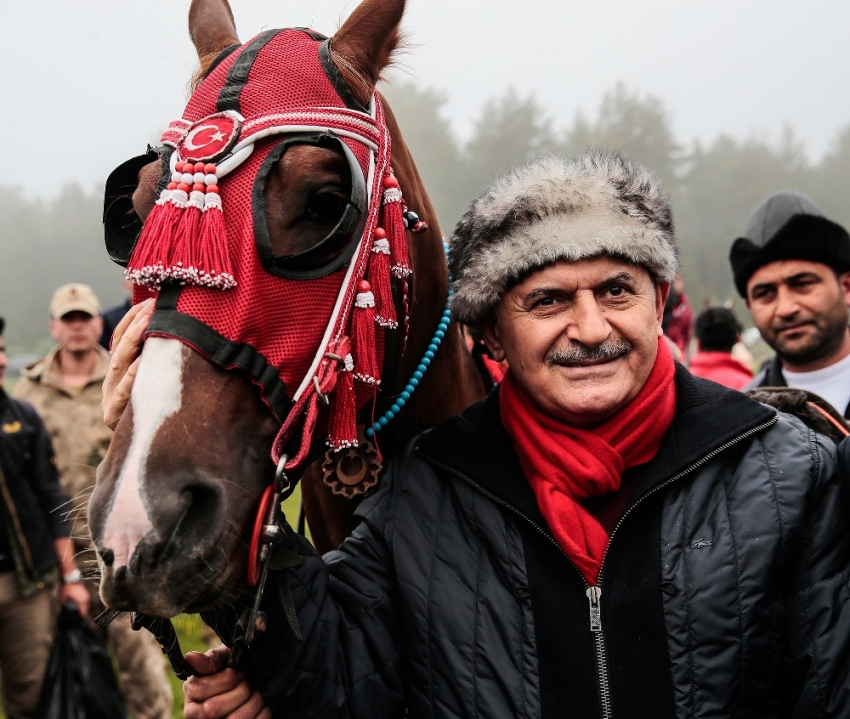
90, 0, 485, 624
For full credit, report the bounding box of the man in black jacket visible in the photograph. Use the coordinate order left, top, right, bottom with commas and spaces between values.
0, 317, 89, 719
106, 151, 849, 718
729, 190, 850, 416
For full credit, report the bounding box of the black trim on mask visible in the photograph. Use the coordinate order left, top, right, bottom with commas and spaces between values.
318, 39, 369, 114
148, 286, 294, 423
204, 43, 242, 80
103, 147, 169, 267
217, 29, 283, 113
295, 28, 328, 42
252, 131, 367, 280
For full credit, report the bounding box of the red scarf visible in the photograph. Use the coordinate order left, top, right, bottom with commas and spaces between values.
500, 338, 676, 585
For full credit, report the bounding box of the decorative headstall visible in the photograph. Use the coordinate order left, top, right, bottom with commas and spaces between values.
104, 28, 431, 468
100, 28, 443, 674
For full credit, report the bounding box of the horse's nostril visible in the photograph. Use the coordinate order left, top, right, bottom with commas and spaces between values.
99, 548, 115, 566
114, 566, 127, 583
163, 484, 221, 558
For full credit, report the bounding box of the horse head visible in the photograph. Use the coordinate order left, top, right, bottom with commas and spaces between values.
91, 0, 484, 619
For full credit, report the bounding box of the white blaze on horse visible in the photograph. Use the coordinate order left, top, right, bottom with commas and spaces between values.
91, 0, 484, 622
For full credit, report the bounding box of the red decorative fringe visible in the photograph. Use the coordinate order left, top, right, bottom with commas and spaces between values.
352, 282, 380, 385
368, 228, 396, 328
327, 366, 357, 449
198, 194, 235, 290
126, 189, 186, 287
172, 190, 203, 279
382, 176, 411, 278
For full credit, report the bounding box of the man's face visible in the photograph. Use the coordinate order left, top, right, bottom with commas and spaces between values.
745, 259, 850, 368
50, 311, 103, 354
0, 338, 7, 388
482, 257, 669, 427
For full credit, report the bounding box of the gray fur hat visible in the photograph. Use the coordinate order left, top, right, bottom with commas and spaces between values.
449, 149, 679, 325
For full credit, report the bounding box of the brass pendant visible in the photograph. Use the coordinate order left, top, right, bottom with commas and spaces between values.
322, 431, 382, 499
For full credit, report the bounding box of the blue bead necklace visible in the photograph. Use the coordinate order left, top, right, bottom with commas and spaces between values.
365, 239, 452, 438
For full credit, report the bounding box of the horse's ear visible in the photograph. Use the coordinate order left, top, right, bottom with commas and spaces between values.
331, 0, 406, 105
188, 0, 240, 64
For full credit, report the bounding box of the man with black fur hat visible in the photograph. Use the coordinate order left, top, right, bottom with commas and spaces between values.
729, 190, 850, 416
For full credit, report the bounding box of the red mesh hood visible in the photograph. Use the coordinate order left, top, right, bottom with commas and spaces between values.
133, 28, 411, 464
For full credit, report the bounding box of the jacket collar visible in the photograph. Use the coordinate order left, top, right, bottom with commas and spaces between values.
416, 364, 777, 528
21, 345, 111, 394
761, 354, 786, 387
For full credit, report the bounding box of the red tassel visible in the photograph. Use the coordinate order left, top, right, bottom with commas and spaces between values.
197, 189, 236, 290
171, 188, 204, 283
368, 228, 397, 328
327, 361, 357, 449
352, 280, 380, 385
382, 175, 411, 278
126, 184, 187, 288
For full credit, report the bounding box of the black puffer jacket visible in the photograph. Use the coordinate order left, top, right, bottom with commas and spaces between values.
247, 367, 850, 718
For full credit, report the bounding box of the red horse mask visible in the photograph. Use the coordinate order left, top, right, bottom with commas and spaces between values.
109, 29, 417, 467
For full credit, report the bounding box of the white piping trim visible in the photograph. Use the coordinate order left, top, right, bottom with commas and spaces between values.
216, 144, 255, 177
233, 125, 378, 153
293, 233, 365, 402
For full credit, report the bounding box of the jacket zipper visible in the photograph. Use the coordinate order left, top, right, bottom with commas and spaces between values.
416, 413, 777, 719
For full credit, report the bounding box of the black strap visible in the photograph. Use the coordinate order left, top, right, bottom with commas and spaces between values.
204, 43, 242, 80
95, 609, 195, 680
146, 309, 294, 423
217, 29, 283, 113
276, 572, 303, 642
318, 39, 369, 114
131, 613, 196, 680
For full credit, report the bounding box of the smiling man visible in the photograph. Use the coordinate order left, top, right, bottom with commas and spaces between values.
104, 152, 850, 718
729, 190, 850, 416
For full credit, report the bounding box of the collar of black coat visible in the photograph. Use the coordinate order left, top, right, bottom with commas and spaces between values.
415, 363, 777, 529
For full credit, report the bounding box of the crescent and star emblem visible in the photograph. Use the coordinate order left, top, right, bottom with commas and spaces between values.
184, 124, 230, 151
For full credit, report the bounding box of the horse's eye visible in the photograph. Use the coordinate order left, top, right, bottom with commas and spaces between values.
305, 191, 348, 225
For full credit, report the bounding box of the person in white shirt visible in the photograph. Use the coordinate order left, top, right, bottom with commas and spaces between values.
729, 190, 850, 416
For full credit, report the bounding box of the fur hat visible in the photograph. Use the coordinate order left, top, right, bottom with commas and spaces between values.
449, 150, 679, 325
728, 190, 850, 297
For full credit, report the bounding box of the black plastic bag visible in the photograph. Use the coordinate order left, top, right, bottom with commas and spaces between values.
36, 601, 127, 719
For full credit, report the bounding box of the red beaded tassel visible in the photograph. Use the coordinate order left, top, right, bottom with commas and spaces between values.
197, 162, 236, 290
172, 164, 205, 283
367, 228, 397, 328
126, 167, 189, 288
352, 280, 381, 385
327, 355, 358, 449
381, 175, 411, 278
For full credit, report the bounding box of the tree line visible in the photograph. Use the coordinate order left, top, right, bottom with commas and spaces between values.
2, 81, 848, 355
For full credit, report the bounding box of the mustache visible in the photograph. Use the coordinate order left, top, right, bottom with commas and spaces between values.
546, 338, 632, 365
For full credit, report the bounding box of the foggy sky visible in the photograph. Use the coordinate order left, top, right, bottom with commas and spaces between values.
3, 0, 849, 197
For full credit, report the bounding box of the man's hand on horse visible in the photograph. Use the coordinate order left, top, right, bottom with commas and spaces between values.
183, 646, 271, 719
102, 298, 153, 430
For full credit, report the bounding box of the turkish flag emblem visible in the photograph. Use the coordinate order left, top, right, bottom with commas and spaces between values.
178, 113, 241, 162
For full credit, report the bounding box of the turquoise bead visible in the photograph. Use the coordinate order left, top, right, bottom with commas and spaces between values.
369, 238, 454, 434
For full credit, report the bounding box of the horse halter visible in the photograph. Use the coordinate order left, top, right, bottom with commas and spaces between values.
104, 28, 427, 463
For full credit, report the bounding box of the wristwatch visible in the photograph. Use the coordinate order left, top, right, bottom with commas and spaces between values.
63, 569, 83, 584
